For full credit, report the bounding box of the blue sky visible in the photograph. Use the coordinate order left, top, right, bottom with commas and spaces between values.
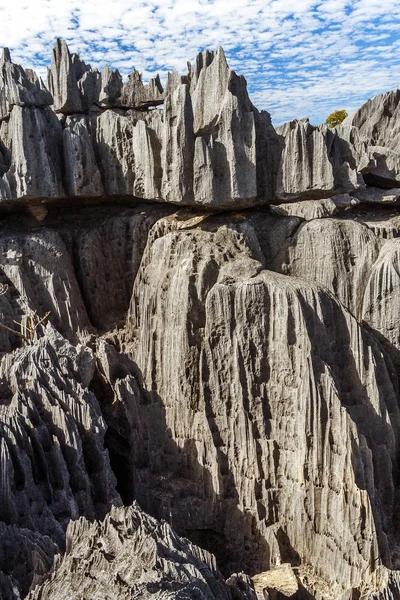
1, 0, 400, 125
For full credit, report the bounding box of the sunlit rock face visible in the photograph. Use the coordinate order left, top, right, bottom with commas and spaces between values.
2, 39, 400, 600
0, 39, 366, 209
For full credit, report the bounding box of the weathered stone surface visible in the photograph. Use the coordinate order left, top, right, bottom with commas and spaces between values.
0, 228, 92, 343
270, 217, 381, 318
252, 564, 300, 599
0, 324, 120, 596
275, 119, 358, 202
0, 524, 57, 599
0, 105, 64, 200
353, 186, 400, 205
337, 89, 400, 189
271, 197, 338, 220
95, 65, 122, 109
162, 73, 195, 204
0, 49, 52, 120
74, 205, 170, 329
119, 69, 164, 109
93, 109, 135, 196
118, 212, 400, 598
362, 238, 400, 352
28, 504, 240, 600
63, 116, 103, 196
47, 39, 84, 114
190, 48, 258, 206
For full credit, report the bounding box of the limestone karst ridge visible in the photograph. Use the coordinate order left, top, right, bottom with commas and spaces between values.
1, 38, 399, 210
2, 38, 400, 600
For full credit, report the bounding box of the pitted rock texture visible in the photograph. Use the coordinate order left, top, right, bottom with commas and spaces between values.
0, 48, 52, 121
269, 217, 382, 319
28, 504, 251, 600
0, 323, 121, 598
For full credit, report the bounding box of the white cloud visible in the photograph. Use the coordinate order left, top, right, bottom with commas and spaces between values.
0, 0, 399, 124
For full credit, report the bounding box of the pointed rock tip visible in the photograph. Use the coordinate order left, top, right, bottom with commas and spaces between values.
0, 48, 11, 65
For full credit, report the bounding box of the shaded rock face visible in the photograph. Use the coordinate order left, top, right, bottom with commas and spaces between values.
275, 119, 358, 202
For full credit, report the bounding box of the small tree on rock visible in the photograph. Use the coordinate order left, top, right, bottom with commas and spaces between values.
325, 109, 348, 128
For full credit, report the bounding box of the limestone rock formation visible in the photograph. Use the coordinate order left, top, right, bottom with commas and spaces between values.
0, 49, 52, 121
0, 524, 58, 599
337, 89, 400, 189
275, 118, 358, 202
118, 210, 400, 597
271, 197, 338, 220
28, 504, 248, 600
3, 39, 399, 208
269, 217, 382, 318
0, 105, 64, 201
4, 39, 400, 600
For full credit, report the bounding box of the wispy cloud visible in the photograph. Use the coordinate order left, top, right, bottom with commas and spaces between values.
0, 0, 399, 125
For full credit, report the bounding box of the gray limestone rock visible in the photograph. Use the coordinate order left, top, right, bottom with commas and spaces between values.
0, 105, 64, 200
122, 212, 400, 598
353, 186, 400, 205
337, 89, 400, 189
47, 39, 84, 114
0, 524, 58, 599
275, 119, 358, 202
0, 49, 52, 120
162, 75, 195, 204
271, 197, 338, 220
190, 48, 258, 206
0, 324, 120, 596
269, 217, 381, 319
362, 238, 400, 351
28, 504, 238, 600
119, 69, 164, 109
0, 228, 92, 342
63, 116, 103, 197
95, 65, 122, 109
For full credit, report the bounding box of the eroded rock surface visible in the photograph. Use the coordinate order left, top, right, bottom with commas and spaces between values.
28, 504, 250, 600
0, 39, 384, 208
2, 52, 400, 600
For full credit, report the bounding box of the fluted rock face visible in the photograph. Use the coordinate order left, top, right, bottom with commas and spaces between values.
269, 218, 382, 319
0, 324, 121, 597
28, 504, 246, 600
0, 326, 120, 539
0, 524, 58, 599
3, 40, 400, 207
0, 40, 363, 208
3, 51, 400, 599
0, 105, 64, 201
1, 203, 400, 598
362, 238, 400, 351
275, 119, 359, 202
113, 212, 400, 598
0, 227, 92, 346
337, 89, 400, 189
0, 49, 52, 121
